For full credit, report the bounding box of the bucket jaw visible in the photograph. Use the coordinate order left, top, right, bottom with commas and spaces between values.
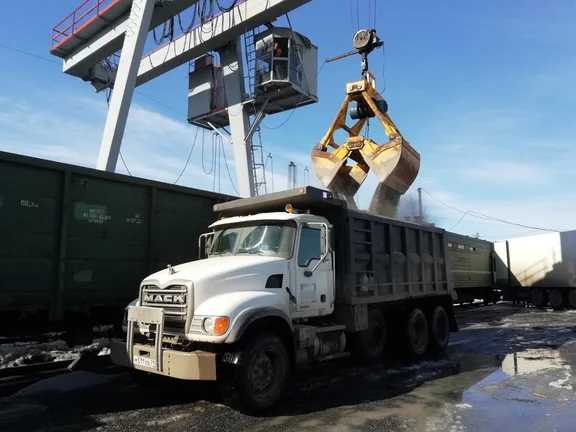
310, 72, 420, 217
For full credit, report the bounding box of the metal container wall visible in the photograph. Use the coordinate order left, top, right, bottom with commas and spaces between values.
495, 230, 576, 288
342, 210, 450, 305
445, 232, 494, 290
0, 151, 234, 324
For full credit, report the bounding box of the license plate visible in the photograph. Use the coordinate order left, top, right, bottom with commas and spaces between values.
133, 356, 156, 369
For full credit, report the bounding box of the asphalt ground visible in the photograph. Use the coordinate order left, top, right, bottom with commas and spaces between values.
1, 302, 575, 432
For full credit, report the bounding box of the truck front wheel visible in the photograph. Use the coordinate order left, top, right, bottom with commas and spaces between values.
219, 332, 289, 414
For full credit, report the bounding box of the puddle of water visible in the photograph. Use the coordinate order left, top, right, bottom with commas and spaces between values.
454, 347, 575, 432
500, 348, 566, 376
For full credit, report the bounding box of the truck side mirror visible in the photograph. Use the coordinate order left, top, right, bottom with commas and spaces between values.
320, 225, 327, 256
198, 232, 214, 259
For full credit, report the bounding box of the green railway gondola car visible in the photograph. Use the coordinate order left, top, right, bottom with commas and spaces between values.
0, 150, 237, 345
445, 231, 499, 305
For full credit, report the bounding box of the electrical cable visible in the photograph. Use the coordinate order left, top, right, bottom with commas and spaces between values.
0, 43, 61, 64
260, 12, 327, 130
1, 42, 312, 186
260, 60, 326, 130
269, 154, 275, 192
201, 129, 216, 174
215, 0, 238, 13
213, 133, 220, 192
377, 44, 387, 93
421, 188, 567, 232
176, 2, 199, 33
448, 211, 472, 231
220, 135, 240, 195
173, 126, 200, 184
119, 152, 133, 176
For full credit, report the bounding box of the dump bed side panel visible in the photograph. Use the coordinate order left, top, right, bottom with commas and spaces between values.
339, 210, 450, 305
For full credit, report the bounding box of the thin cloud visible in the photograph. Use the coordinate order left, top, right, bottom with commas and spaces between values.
1, 91, 574, 241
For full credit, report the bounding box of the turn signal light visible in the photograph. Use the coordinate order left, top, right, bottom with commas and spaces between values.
214, 317, 229, 335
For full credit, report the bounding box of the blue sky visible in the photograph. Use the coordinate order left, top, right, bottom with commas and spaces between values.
1, 0, 575, 241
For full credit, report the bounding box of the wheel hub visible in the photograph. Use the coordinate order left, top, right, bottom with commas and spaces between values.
250, 352, 274, 393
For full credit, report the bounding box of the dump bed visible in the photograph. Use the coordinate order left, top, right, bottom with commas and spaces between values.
214, 187, 452, 305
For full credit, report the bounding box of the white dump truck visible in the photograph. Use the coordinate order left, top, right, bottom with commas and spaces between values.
110, 186, 458, 413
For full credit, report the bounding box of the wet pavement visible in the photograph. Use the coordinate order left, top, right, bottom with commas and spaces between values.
1, 303, 575, 431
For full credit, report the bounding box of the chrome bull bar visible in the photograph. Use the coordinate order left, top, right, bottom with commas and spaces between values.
127, 306, 165, 373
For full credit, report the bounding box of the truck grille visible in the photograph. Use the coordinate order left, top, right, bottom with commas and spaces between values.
140, 284, 189, 328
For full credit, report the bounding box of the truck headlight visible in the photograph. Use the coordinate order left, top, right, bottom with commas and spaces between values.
202, 317, 229, 335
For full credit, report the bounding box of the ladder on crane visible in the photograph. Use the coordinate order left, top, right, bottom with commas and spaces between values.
243, 28, 268, 196
249, 126, 268, 195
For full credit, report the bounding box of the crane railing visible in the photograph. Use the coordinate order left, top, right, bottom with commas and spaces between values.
51, 0, 120, 49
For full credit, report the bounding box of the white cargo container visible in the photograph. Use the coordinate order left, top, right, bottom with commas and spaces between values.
494, 230, 576, 309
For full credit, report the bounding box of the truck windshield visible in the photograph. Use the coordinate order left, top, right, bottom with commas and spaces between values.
209, 221, 296, 258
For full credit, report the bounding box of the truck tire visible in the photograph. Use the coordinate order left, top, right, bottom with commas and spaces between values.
405, 308, 429, 357
355, 306, 387, 364
429, 306, 450, 353
548, 289, 565, 310
219, 332, 289, 414
568, 290, 576, 310
530, 288, 548, 308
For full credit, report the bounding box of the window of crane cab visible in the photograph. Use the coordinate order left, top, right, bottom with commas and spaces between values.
273, 37, 289, 58
298, 227, 322, 267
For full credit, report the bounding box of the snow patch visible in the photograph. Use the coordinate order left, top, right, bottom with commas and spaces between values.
549, 367, 573, 391
455, 403, 473, 409
0, 338, 110, 368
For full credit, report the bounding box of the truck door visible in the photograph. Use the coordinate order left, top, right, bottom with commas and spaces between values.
293, 224, 335, 318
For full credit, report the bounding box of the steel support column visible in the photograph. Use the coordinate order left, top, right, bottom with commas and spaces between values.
96, 0, 156, 172
218, 39, 255, 198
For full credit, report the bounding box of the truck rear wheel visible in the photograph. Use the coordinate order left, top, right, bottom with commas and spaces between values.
355, 307, 387, 364
405, 308, 429, 357
568, 290, 576, 310
429, 306, 450, 353
549, 289, 565, 310
220, 332, 289, 414
530, 288, 547, 308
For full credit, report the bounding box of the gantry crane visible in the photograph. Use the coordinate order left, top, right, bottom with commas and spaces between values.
310, 29, 420, 217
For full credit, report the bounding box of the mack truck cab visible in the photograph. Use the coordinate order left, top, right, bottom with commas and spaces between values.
110, 187, 456, 414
